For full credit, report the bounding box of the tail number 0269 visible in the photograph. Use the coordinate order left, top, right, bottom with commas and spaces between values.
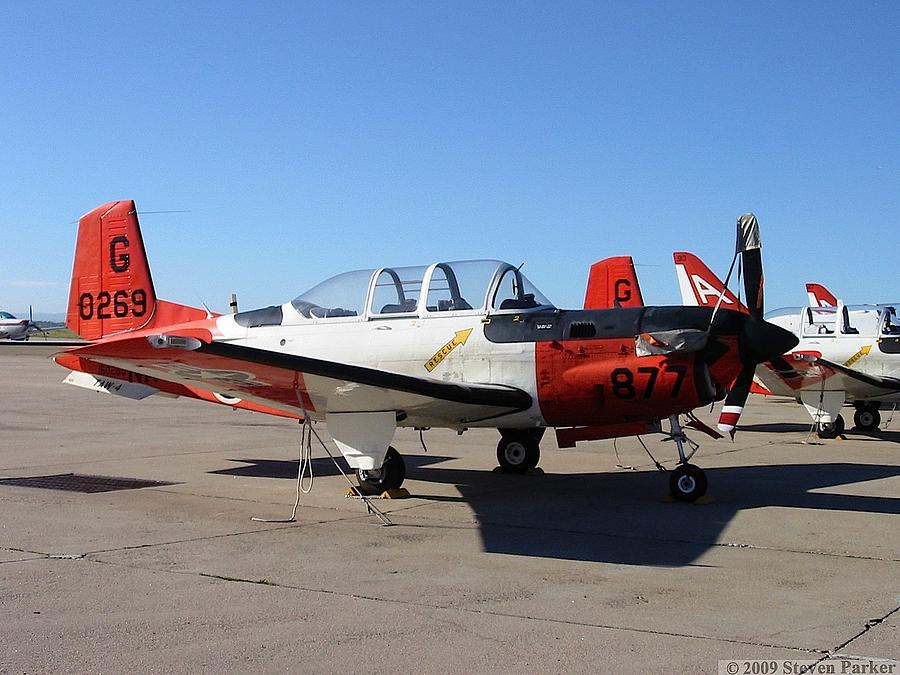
79, 289, 148, 320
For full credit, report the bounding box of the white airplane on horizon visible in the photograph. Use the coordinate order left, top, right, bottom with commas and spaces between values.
0, 308, 41, 341
674, 252, 900, 438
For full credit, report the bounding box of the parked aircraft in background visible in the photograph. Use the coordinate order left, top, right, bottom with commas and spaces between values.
674, 252, 900, 437
53, 202, 795, 502
0, 307, 40, 340
807, 283, 838, 308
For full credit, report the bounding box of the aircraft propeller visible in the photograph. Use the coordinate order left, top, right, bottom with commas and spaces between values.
26, 304, 49, 338
716, 214, 796, 437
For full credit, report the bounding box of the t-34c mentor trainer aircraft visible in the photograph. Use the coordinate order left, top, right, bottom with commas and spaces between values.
55, 202, 796, 502
674, 253, 900, 438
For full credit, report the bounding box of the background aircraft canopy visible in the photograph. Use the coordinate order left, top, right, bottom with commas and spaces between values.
765, 304, 899, 338
291, 260, 554, 319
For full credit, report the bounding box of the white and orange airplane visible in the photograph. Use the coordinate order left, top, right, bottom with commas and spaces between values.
53, 201, 796, 502
675, 253, 900, 437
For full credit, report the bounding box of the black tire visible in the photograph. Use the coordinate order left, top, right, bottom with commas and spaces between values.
853, 407, 880, 431
496, 433, 541, 473
669, 464, 708, 502
355, 446, 406, 495
817, 414, 845, 439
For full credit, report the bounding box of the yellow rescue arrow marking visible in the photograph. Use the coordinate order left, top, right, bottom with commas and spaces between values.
844, 344, 872, 367
424, 328, 473, 372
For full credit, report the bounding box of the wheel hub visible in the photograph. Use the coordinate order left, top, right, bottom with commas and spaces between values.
677, 474, 696, 494
505, 442, 526, 465
358, 467, 384, 482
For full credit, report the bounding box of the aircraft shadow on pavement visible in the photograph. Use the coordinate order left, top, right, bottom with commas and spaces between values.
739, 422, 813, 433
740, 422, 900, 442
211, 458, 900, 567
210, 454, 454, 479
415, 461, 900, 566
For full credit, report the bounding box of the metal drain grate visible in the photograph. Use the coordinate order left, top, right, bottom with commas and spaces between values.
0, 473, 176, 493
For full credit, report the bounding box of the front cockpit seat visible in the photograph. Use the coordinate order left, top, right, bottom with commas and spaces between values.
380, 298, 418, 314
500, 294, 538, 310
437, 298, 473, 311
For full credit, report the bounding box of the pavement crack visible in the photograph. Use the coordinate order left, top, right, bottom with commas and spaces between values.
0, 546, 47, 564
198, 572, 277, 586
826, 603, 900, 660
83, 555, 827, 656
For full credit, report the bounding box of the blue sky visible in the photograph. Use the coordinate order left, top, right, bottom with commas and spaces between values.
2, 1, 898, 317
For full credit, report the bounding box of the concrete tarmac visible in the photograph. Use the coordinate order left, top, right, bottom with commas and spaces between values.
1, 346, 898, 673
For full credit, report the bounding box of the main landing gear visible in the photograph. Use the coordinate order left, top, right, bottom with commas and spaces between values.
496, 428, 544, 473
815, 404, 883, 438
666, 415, 708, 503
355, 446, 406, 495
853, 403, 881, 432
366, 422, 711, 501
816, 414, 845, 439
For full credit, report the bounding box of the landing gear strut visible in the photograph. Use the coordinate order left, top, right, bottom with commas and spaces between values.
355, 446, 406, 495
496, 430, 542, 473
817, 414, 845, 439
853, 404, 881, 432
667, 415, 707, 502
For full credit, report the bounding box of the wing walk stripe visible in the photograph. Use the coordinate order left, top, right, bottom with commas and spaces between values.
198, 341, 534, 409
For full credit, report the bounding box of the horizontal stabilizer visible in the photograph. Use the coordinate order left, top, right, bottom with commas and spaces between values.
63, 370, 158, 400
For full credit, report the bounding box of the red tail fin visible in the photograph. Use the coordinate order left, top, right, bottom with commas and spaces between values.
805, 283, 837, 307
584, 256, 644, 309
66, 200, 208, 340
673, 251, 748, 313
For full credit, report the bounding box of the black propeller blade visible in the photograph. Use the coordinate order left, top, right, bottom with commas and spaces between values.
717, 213, 797, 437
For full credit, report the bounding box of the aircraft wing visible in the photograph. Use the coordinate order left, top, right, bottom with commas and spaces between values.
756, 353, 900, 399
813, 358, 900, 392
60, 333, 533, 425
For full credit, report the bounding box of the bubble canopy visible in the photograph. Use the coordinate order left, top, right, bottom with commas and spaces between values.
291, 260, 554, 319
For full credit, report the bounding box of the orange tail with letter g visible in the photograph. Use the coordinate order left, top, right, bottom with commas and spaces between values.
66, 200, 209, 340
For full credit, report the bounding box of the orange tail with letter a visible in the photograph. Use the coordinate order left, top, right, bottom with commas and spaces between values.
66, 200, 209, 340
673, 251, 748, 313
806, 282, 837, 308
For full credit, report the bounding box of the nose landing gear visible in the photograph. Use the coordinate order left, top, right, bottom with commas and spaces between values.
666, 415, 708, 503
669, 463, 708, 502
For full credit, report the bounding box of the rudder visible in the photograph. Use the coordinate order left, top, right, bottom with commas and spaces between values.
673, 251, 747, 313
584, 256, 644, 309
67, 200, 207, 340
806, 283, 837, 307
